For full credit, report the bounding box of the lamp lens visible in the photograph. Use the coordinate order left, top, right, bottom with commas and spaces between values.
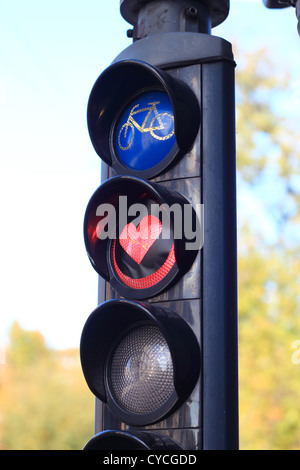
109, 325, 174, 414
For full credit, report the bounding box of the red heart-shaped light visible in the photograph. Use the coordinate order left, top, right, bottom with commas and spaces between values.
119, 215, 162, 264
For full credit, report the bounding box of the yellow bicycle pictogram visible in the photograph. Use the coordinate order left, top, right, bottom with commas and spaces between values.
118, 101, 175, 151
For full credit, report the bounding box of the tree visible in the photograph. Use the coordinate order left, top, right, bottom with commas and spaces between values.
235, 47, 300, 450
0, 322, 94, 450
236, 47, 300, 241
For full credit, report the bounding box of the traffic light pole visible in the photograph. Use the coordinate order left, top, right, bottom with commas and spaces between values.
202, 57, 238, 450
83, 0, 238, 451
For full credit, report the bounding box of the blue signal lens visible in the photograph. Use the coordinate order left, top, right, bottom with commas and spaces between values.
115, 91, 176, 171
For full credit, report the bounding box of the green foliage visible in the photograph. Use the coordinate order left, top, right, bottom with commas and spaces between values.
7, 321, 52, 368
236, 46, 300, 237
238, 243, 300, 449
236, 47, 289, 183
235, 46, 300, 449
0, 323, 94, 449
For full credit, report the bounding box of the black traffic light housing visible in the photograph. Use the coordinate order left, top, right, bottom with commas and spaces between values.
80, 299, 200, 426
84, 430, 182, 450
83, 175, 200, 299
87, 60, 200, 179
81, 0, 238, 451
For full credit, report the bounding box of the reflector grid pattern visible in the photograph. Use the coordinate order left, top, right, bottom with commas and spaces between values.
112, 241, 176, 289
109, 325, 174, 414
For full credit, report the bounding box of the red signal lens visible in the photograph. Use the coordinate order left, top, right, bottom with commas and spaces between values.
119, 215, 162, 265
112, 240, 176, 290
111, 213, 176, 291
84, 175, 199, 299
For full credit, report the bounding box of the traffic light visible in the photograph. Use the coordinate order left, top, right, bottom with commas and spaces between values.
81, 0, 238, 451
262, 0, 300, 36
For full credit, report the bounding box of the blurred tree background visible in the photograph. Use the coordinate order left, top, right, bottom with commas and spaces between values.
0, 46, 300, 449
0, 321, 94, 449
236, 46, 300, 449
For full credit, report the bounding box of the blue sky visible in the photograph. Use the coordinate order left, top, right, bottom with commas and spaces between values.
0, 0, 299, 349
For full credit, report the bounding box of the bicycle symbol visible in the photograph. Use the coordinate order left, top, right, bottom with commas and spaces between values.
118, 100, 175, 151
